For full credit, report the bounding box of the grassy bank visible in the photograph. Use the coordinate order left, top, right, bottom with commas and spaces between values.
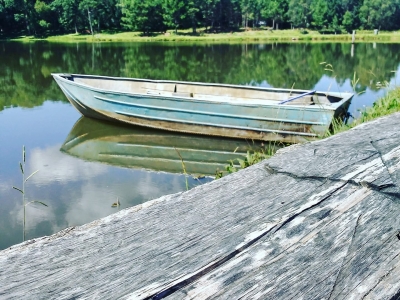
10, 29, 400, 43
329, 87, 400, 135
216, 87, 400, 178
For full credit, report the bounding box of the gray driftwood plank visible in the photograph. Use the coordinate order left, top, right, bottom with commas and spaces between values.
1, 113, 400, 299
169, 188, 400, 299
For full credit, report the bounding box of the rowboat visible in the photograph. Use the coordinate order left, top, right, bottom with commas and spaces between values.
52, 73, 353, 143
60, 117, 271, 176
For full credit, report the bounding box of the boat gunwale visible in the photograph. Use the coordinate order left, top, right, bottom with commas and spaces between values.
52, 73, 353, 110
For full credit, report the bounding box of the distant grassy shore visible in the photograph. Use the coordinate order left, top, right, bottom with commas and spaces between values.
9, 29, 400, 43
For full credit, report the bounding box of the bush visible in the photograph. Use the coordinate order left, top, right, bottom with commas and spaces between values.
318, 28, 343, 35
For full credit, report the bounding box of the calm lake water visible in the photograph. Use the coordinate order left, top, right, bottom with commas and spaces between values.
1, 41, 400, 250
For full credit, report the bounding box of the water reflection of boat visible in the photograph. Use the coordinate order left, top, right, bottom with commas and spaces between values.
60, 117, 267, 176
53, 73, 353, 143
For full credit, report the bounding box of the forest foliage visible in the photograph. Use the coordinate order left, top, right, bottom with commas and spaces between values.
0, 0, 400, 36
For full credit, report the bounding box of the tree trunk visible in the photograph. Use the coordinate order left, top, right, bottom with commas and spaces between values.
87, 9, 94, 37
272, 19, 275, 29
25, 13, 30, 35
192, 20, 196, 34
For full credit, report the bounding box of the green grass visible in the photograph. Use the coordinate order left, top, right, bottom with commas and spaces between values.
327, 87, 400, 136
9, 29, 400, 43
215, 143, 282, 178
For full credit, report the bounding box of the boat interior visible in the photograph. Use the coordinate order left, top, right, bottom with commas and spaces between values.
64, 74, 346, 107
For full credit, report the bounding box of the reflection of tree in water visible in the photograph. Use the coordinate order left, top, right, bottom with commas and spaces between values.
120, 42, 400, 92
333, 43, 400, 92
1, 42, 400, 111
225, 43, 326, 89
121, 44, 243, 83
0, 43, 65, 111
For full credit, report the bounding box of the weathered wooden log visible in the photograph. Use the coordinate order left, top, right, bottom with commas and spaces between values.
1, 113, 400, 299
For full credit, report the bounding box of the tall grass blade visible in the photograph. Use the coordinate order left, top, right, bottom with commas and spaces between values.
13, 145, 47, 242
25, 170, 39, 182
12, 186, 24, 194
289, 82, 295, 96
174, 147, 189, 190
26, 200, 48, 207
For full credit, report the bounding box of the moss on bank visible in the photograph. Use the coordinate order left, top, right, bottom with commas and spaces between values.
8, 29, 400, 43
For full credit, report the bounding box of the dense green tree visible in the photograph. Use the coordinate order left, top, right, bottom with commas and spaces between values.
325, 0, 342, 29
340, 0, 361, 30
240, 0, 254, 28
79, 0, 97, 33
201, 0, 218, 29
311, 0, 327, 29
185, 0, 201, 32
212, 0, 241, 29
342, 10, 354, 32
287, 0, 311, 28
3, 0, 400, 36
13, 0, 37, 34
96, 0, 122, 30
0, 0, 18, 33
359, 0, 400, 30
121, 0, 164, 34
162, 0, 187, 32
52, 0, 82, 33
34, 0, 58, 33
260, 0, 287, 29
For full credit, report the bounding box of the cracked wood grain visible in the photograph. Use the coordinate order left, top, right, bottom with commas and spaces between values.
328, 214, 363, 300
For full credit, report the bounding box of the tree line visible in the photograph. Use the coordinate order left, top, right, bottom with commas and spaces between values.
0, 0, 399, 36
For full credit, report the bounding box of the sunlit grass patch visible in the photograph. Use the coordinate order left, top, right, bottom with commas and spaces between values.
9, 29, 400, 43
328, 87, 400, 136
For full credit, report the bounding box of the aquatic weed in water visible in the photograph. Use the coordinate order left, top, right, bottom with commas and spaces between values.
12, 146, 47, 241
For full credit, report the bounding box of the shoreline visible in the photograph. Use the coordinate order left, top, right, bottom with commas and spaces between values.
4, 29, 400, 43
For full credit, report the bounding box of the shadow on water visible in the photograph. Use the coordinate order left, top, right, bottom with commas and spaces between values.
60, 117, 268, 176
